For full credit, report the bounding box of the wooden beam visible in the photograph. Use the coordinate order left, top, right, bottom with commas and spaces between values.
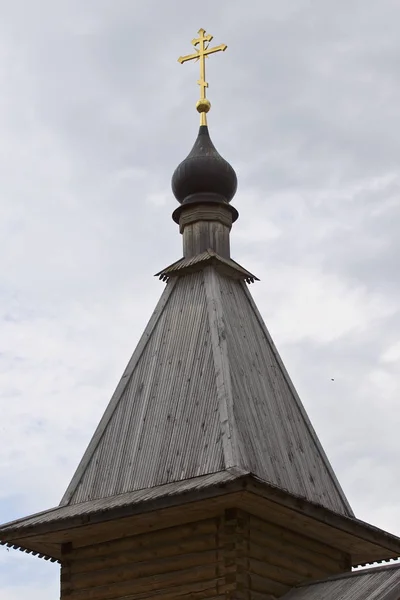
63, 564, 220, 600
68, 550, 219, 590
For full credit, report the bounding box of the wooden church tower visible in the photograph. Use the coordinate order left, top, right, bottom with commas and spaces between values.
1, 29, 400, 600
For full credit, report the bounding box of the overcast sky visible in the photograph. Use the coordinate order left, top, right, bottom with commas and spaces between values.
0, 0, 399, 597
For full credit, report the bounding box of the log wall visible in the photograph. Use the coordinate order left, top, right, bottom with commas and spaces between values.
61, 517, 228, 600
60, 509, 350, 600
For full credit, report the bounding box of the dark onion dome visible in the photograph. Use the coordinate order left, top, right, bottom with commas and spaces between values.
172, 125, 238, 223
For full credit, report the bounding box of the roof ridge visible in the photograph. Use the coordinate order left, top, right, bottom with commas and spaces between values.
204, 266, 240, 470
59, 278, 178, 507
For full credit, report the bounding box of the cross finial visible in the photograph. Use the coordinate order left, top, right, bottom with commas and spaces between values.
178, 28, 227, 126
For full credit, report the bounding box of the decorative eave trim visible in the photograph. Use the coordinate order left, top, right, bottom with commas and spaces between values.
155, 249, 258, 283
2, 471, 400, 567
0, 469, 248, 560
3, 542, 59, 563
245, 476, 400, 566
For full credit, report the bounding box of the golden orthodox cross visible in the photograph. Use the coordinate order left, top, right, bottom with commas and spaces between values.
178, 28, 227, 125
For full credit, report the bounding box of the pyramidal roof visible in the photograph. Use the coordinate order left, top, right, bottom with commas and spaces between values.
60, 264, 352, 517
57, 121, 352, 517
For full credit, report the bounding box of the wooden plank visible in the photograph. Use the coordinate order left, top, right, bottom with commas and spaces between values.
71, 518, 218, 560
250, 539, 329, 580
65, 564, 219, 600
220, 507, 339, 588
69, 549, 219, 590
248, 556, 302, 587
65, 578, 228, 600
221, 508, 242, 590
70, 532, 217, 574
246, 496, 333, 548
219, 507, 330, 595
249, 592, 276, 600
242, 492, 354, 560
59, 495, 233, 550
250, 528, 340, 574
226, 509, 251, 596
242, 485, 400, 564
249, 572, 290, 596
249, 514, 344, 564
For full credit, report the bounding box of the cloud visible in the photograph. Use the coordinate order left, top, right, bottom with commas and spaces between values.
381, 341, 400, 363
0, 1, 399, 597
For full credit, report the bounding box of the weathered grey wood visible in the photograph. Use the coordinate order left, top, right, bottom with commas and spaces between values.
61, 513, 227, 599
179, 204, 232, 259
249, 556, 303, 586
63, 506, 348, 600
71, 530, 217, 569
183, 221, 231, 258
239, 280, 353, 518
249, 540, 329, 580
68, 549, 219, 589
248, 571, 290, 596
249, 592, 276, 600
155, 249, 258, 283
60, 278, 178, 506
53, 495, 230, 551
3, 479, 398, 568
56, 492, 389, 599
249, 514, 344, 563
74, 579, 227, 600
241, 489, 369, 564
64, 564, 219, 600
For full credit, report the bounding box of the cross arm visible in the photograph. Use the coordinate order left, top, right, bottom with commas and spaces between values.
203, 44, 227, 56
178, 52, 199, 64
